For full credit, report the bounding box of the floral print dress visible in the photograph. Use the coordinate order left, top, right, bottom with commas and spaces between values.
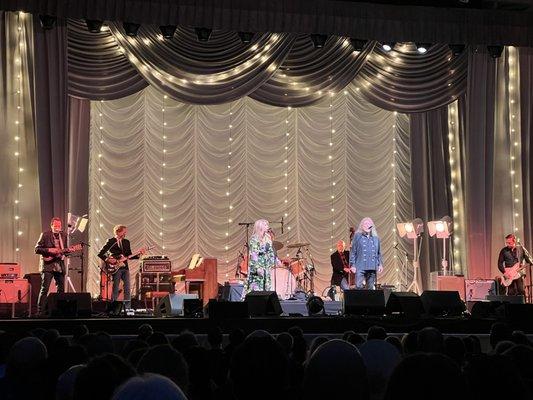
244, 234, 275, 293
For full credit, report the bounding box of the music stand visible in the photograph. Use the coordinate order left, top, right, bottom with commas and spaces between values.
66, 213, 89, 293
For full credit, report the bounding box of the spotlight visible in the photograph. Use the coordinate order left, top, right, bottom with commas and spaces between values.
382, 42, 396, 52
85, 19, 103, 33
306, 296, 325, 316
350, 38, 368, 52
310, 34, 328, 49
123, 22, 140, 37
487, 45, 503, 59
396, 218, 424, 239
427, 216, 453, 239
39, 15, 57, 30
159, 25, 177, 40
195, 27, 212, 42
238, 32, 255, 44
448, 44, 465, 56
416, 43, 431, 54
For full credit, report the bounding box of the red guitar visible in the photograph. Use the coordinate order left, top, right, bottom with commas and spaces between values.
42, 243, 83, 262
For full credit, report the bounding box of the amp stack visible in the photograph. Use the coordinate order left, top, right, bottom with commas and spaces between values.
0, 263, 31, 317
136, 256, 174, 300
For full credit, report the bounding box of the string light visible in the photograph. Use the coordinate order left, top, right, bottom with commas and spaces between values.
285, 106, 292, 255
447, 101, 466, 272
161, 95, 166, 250
391, 115, 400, 289
95, 100, 106, 243
507, 47, 523, 237
226, 103, 233, 269
13, 12, 24, 255
329, 95, 335, 253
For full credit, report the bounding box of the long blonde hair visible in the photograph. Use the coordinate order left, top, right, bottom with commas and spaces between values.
252, 219, 271, 243
357, 217, 379, 237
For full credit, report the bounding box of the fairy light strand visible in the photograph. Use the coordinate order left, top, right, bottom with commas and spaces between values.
391, 112, 400, 289
285, 106, 291, 255
14, 12, 24, 254
161, 95, 167, 250
329, 94, 335, 253
226, 103, 233, 271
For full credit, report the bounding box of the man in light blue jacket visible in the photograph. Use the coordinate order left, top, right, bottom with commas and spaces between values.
349, 217, 383, 289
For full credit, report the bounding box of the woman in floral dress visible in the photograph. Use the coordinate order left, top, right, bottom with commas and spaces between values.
245, 219, 276, 293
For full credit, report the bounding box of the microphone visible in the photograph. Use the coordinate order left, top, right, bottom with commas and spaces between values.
281, 216, 284, 234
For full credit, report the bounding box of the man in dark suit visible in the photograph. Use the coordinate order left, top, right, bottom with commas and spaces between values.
98, 225, 144, 310
35, 217, 68, 314
330, 240, 351, 293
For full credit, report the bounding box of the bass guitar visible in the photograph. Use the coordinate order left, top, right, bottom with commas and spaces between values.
101, 246, 153, 275
42, 243, 83, 262
501, 262, 527, 287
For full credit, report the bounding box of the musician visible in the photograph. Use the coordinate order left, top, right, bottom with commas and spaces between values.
349, 217, 383, 290
330, 240, 350, 291
245, 219, 277, 293
497, 234, 530, 296
97, 225, 144, 310
35, 217, 67, 314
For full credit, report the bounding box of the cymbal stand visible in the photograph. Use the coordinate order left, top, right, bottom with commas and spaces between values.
304, 245, 316, 296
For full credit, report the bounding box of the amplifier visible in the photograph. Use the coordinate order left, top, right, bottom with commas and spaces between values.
0, 279, 30, 303
465, 279, 496, 301
0, 263, 21, 279
142, 260, 172, 273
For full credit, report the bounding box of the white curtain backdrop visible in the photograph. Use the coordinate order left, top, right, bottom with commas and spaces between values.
87, 83, 412, 298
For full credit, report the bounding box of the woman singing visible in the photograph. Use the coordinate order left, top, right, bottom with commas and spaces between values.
245, 219, 276, 293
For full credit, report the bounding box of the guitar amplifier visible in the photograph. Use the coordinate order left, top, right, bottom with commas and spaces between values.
0, 279, 30, 303
142, 259, 172, 273
0, 263, 21, 279
465, 279, 497, 301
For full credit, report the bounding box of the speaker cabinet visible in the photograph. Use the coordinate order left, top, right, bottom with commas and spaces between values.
45, 293, 92, 318
465, 279, 497, 301
420, 290, 465, 316
208, 299, 249, 320
244, 291, 282, 317
156, 293, 199, 317
385, 291, 424, 318
485, 295, 524, 304
343, 290, 386, 316
0, 279, 30, 303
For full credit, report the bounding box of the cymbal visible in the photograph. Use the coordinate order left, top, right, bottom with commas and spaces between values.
287, 242, 310, 248
272, 241, 284, 251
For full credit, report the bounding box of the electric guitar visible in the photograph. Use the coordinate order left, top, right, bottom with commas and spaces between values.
101, 246, 153, 275
501, 262, 527, 287
42, 243, 83, 262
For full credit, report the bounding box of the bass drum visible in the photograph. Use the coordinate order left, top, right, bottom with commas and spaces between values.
271, 266, 296, 300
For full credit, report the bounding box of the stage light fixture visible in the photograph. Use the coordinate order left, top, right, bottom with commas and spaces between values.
397, 218, 424, 239
416, 43, 431, 54
487, 45, 504, 59
306, 295, 325, 316
350, 38, 368, 52
39, 15, 57, 30
238, 32, 255, 44
397, 218, 424, 294
159, 25, 177, 39
427, 216, 453, 275
123, 22, 141, 37
382, 42, 396, 52
85, 19, 103, 33
195, 27, 212, 42
310, 34, 328, 49
448, 44, 465, 56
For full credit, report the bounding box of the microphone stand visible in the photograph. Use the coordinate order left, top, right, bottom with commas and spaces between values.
519, 242, 533, 303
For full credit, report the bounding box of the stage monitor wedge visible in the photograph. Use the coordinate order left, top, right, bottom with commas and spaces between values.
45, 293, 92, 318
245, 291, 282, 317
343, 289, 386, 316
385, 291, 424, 319
156, 293, 199, 317
420, 290, 465, 317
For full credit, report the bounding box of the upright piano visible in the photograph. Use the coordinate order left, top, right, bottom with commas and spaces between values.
176, 257, 218, 306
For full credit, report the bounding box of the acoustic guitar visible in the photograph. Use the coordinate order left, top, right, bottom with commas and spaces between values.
42, 243, 83, 262
101, 246, 153, 275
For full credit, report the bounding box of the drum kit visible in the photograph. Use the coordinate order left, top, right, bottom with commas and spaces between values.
272, 241, 316, 300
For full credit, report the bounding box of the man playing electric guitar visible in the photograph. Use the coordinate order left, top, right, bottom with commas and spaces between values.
97, 225, 146, 310
35, 217, 82, 314
497, 233, 531, 296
